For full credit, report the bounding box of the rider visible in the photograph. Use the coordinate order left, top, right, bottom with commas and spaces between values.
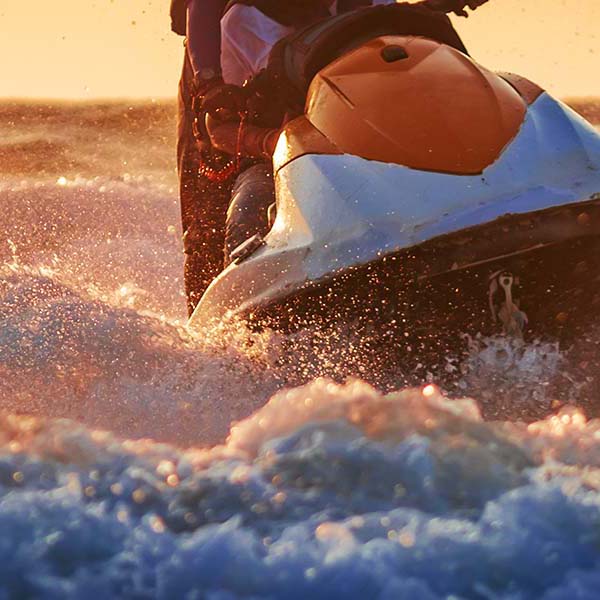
173, 0, 488, 315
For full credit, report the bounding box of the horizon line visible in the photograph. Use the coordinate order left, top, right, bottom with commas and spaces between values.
1, 95, 600, 104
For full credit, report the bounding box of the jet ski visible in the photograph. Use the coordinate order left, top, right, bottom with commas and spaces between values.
188, 4, 600, 359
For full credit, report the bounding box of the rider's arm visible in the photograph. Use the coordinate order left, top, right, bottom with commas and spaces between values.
205, 114, 279, 159
186, 0, 225, 80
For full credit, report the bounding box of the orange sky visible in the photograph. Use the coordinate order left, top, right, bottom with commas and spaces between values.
1, 0, 598, 99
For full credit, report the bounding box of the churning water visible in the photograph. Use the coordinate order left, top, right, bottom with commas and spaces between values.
1, 99, 600, 598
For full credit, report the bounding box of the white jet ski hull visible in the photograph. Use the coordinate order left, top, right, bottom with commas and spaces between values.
189, 93, 600, 335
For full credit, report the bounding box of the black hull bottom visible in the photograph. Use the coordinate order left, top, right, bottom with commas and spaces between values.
245, 201, 600, 398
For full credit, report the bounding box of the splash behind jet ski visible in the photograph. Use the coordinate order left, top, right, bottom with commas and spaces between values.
188, 5, 600, 361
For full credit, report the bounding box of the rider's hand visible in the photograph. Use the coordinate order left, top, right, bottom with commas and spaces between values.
191, 75, 223, 151
200, 83, 248, 120
191, 78, 248, 151
423, 0, 489, 17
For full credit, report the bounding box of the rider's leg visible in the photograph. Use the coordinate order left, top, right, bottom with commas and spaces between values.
224, 163, 275, 265
177, 49, 230, 316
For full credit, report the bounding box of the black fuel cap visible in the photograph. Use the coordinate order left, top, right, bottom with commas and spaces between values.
381, 45, 409, 63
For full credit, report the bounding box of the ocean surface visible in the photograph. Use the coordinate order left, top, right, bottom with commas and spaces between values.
0, 98, 600, 598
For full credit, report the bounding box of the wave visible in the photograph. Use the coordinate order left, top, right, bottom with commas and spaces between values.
0, 177, 182, 317
566, 98, 600, 125
0, 100, 176, 134
0, 175, 284, 445
0, 264, 284, 446
0, 138, 87, 175
0, 101, 177, 178
0, 380, 599, 598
